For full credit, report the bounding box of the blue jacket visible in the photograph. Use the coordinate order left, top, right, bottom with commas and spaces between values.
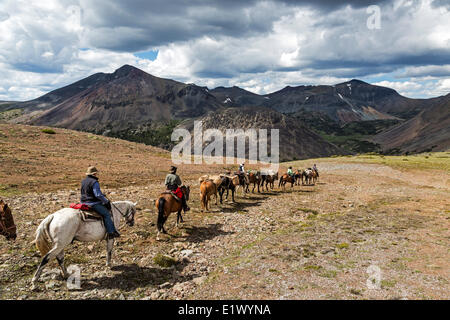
80, 175, 109, 206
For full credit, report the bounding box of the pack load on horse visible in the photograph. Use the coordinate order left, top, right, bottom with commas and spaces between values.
155, 166, 191, 240
198, 175, 219, 212
279, 167, 296, 191
31, 168, 136, 290
303, 168, 317, 185
0, 200, 16, 241
79, 166, 120, 239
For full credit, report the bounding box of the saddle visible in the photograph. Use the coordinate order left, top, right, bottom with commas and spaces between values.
70, 203, 107, 222
161, 190, 181, 202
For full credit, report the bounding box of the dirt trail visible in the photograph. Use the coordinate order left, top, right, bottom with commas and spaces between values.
0, 161, 449, 300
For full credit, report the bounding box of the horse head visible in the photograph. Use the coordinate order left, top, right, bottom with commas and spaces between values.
0, 200, 17, 241
181, 185, 190, 201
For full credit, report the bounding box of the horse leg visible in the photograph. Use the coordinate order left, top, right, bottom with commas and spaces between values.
106, 238, 114, 268
219, 189, 223, 204
232, 188, 236, 203
56, 251, 68, 279
32, 243, 66, 290
176, 209, 183, 227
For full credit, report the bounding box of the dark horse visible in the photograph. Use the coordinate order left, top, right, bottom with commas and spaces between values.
261, 171, 278, 192
218, 176, 236, 204
155, 186, 190, 240
0, 200, 16, 241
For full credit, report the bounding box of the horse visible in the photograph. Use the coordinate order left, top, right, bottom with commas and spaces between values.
294, 170, 304, 186
261, 171, 278, 192
217, 175, 236, 204
0, 200, 16, 241
234, 172, 248, 196
200, 180, 218, 212
31, 201, 136, 290
303, 169, 316, 185
278, 173, 295, 191
313, 168, 319, 182
155, 185, 190, 241
246, 171, 261, 193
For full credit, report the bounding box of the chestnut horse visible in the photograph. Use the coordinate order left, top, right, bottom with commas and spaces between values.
0, 200, 16, 241
200, 180, 218, 212
246, 171, 262, 193
155, 185, 190, 240
278, 174, 295, 191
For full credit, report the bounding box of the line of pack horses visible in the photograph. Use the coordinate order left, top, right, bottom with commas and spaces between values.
0, 168, 319, 290
198, 168, 319, 212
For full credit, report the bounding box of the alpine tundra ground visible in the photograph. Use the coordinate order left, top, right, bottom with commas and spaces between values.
0, 124, 449, 299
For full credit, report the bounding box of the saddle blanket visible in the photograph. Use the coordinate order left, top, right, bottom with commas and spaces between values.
70, 203, 106, 221
161, 188, 183, 201
70, 203, 91, 211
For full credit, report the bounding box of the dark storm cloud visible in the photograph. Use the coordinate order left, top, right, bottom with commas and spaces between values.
82, 0, 292, 51
81, 0, 392, 52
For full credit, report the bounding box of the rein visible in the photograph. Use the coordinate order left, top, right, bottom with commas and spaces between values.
110, 201, 133, 220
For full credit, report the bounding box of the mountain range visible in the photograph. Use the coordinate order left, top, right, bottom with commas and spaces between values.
2, 64, 449, 159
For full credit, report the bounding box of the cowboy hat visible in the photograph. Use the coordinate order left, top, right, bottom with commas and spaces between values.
86, 166, 99, 176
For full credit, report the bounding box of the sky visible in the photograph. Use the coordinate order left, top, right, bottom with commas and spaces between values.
0, 0, 449, 101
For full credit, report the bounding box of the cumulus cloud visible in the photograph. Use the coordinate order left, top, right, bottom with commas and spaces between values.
0, 0, 449, 100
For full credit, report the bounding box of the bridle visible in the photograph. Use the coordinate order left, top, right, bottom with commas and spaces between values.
110, 201, 135, 225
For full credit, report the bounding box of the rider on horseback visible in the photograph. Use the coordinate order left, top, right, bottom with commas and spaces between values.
313, 164, 319, 176
80, 166, 120, 239
287, 166, 296, 183
238, 163, 249, 184
287, 166, 294, 177
165, 166, 190, 213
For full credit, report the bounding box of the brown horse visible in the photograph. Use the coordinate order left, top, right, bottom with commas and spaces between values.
0, 200, 16, 241
261, 171, 278, 191
234, 172, 248, 196
278, 174, 295, 191
294, 170, 304, 186
155, 185, 190, 240
200, 180, 218, 212
246, 171, 261, 193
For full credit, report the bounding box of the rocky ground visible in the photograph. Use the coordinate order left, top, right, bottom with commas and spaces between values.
1, 159, 448, 300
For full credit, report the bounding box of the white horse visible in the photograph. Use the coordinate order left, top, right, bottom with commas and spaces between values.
31, 201, 136, 290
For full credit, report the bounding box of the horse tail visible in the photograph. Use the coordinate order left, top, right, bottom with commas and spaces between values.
35, 214, 54, 257
157, 197, 166, 232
